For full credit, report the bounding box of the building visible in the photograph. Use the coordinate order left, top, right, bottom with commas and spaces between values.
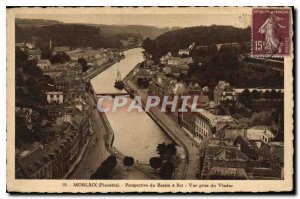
52, 46, 71, 55
16, 115, 90, 179
178, 49, 190, 56
167, 56, 193, 66
194, 109, 236, 141
246, 127, 275, 147
27, 48, 42, 60
201, 138, 249, 179
178, 43, 195, 56
214, 81, 236, 105
25, 42, 36, 50
160, 52, 172, 65
43, 65, 68, 78
46, 91, 64, 104
208, 167, 249, 180
37, 59, 52, 70
16, 43, 26, 51
180, 95, 210, 137
148, 74, 177, 97
16, 146, 55, 179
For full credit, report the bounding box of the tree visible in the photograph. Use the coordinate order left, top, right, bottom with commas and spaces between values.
123, 156, 134, 170
159, 162, 175, 179
157, 143, 177, 160
90, 155, 117, 179
149, 157, 162, 173
50, 53, 70, 64
78, 57, 89, 72
239, 89, 252, 109
106, 155, 118, 168
165, 144, 177, 158
251, 90, 262, 99
157, 142, 167, 158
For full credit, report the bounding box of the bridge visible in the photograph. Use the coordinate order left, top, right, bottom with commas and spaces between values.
96, 93, 130, 98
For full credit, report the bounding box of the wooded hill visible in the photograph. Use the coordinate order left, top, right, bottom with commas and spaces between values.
15, 19, 170, 50
142, 25, 251, 59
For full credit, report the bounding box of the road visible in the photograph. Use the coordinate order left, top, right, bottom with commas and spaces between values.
68, 95, 111, 179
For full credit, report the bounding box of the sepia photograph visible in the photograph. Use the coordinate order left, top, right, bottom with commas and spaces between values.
6, 6, 294, 193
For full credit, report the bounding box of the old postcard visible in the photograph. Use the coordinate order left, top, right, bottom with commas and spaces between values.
6, 7, 294, 193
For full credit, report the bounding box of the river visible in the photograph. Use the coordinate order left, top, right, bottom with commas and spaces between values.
91, 48, 172, 164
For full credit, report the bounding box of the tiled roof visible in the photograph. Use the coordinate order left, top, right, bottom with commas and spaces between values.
53, 46, 70, 52
209, 167, 248, 179
38, 59, 51, 65
246, 128, 275, 141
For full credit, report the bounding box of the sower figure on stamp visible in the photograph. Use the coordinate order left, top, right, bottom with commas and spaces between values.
259, 11, 286, 54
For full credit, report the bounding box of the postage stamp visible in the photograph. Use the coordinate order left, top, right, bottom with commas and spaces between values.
6, 7, 294, 193
252, 8, 291, 57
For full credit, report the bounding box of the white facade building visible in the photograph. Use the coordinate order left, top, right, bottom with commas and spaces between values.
46, 91, 64, 104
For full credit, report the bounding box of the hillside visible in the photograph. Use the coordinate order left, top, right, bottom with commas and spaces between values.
15, 19, 171, 50
143, 25, 251, 59
15, 23, 142, 50
89, 24, 173, 39
15, 18, 63, 27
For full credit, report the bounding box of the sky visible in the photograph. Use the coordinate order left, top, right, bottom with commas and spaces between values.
17, 14, 251, 28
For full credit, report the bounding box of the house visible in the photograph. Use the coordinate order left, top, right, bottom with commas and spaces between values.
201, 138, 249, 179
214, 81, 236, 105
43, 65, 68, 78
52, 46, 71, 55
37, 59, 51, 70
16, 119, 90, 179
208, 167, 249, 180
167, 56, 193, 66
234, 135, 262, 160
16, 43, 26, 51
167, 56, 181, 66
46, 91, 64, 104
178, 48, 190, 56
17, 146, 55, 179
180, 95, 210, 137
160, 52, 172, 65
26, 42, 36, 50
27, 48, 42, 60
194, 109, 236, 141
246, 127, 275, 147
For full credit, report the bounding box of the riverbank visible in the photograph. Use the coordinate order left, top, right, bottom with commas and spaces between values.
84, 47, 178, 179
69, 93, 151, 179
83, 60, 118, 82
123, 66, 201, 179
70, 50, 152, 179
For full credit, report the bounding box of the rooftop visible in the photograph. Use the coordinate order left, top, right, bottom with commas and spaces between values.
37, 59, 51, 65
209, 167, 248, 179
246, 127, 275, 141
53, 46, 71, 52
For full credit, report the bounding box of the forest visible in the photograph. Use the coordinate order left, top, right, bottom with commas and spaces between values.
15, 23, 142, 50
142, 25, 251, 60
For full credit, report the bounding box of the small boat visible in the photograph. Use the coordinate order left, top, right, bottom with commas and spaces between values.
114, 63, 124, 90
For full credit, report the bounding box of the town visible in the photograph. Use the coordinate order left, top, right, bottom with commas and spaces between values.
14, 19, 284, 181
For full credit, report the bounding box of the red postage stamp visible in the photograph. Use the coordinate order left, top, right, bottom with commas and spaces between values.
252, 8, 291, 57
